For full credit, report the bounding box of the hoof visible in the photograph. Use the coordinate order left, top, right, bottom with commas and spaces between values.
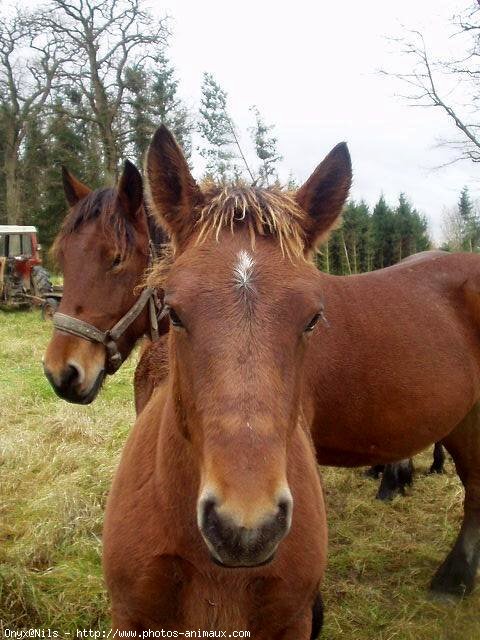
364, 464, 383, 479
430, 552, 477, 597
311, 593, 324, 640
375, 487, 396, 501
428, 464, 445, 475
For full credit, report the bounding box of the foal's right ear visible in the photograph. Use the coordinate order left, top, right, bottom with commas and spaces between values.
146, 125, 204, 248
61, 166, 92, 207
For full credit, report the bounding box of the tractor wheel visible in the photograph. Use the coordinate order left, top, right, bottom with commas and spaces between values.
31, 265, 54, 297
42, 297, 59, 321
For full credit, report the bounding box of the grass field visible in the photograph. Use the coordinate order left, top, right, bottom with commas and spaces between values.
1, 310, 479, 639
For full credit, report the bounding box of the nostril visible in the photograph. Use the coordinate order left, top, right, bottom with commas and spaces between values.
63, 364, 80, 388
278, 500, 289, 519
276, 496, 293, 531
201, 498, 219, 531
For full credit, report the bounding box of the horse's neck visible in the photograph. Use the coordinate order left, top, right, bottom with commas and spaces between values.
154, 386, 200, 505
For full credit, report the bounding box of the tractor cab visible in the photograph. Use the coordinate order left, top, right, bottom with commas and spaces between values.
0, 225, 41, 293
0, 225, 59, 316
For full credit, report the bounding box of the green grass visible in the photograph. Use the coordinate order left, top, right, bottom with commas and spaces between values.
1, 310, 479, 638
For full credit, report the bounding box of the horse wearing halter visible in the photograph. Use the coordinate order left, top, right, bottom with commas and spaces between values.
52, 239, 165, 374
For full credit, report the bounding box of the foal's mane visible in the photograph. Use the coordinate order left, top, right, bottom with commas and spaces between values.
147, 183, 307, 288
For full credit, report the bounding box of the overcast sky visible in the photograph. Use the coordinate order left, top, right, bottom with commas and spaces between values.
7, 0, 478, 241
158, 0, 477, 242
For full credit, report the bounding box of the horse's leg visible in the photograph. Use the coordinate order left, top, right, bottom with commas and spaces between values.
364, 463, 384, 479
376, 459, 414, 501
429, 442, 446, 474
264, 593, 323, 640
310, 593, 324, 640
430, 403, 480, 596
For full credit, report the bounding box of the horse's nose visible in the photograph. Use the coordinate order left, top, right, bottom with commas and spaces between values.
198, 493, 293, 567
45, 362, 81, 392
44, 361, 100, 404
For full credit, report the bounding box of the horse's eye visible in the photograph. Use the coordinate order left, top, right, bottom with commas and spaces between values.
169, 307, 184, 328
304, 313, 321, 333
111, 255, 122, 268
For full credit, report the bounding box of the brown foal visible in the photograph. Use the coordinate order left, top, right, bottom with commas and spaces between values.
102, 126, 332, 636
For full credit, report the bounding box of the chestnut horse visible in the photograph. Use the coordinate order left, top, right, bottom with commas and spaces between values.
102, 128, 328, 637
119, 126, 480, 599
43, 161, 168, 406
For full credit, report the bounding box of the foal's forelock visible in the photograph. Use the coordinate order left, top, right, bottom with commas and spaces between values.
147, 185, 311, 291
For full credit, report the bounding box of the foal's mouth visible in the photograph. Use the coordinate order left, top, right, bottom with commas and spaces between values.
209, 549, 277, 569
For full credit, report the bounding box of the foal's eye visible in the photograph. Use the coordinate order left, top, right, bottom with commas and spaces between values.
111, 255, 122, 268
169, 307, 184, 328
304, 313, 321, 333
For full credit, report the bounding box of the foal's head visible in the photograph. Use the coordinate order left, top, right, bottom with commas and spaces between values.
147, 126, 351, 567
44, 162, 156, 404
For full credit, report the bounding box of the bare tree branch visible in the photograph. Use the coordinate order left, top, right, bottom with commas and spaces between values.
382, 4, 480, 166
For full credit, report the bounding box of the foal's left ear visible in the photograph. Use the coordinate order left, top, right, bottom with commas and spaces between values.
146, 125, 204, 248
118, 160, 143, 221
296, 142, 352, 252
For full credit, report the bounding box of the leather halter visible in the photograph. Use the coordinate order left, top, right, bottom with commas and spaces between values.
52, 241, 165, 374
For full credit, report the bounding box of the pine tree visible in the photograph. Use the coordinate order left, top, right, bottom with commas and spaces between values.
371, 195, 395, 269
458, 186, 479, 252
125, 54, 192, 165
198, 73, 239, 182
249, 106, 282, 185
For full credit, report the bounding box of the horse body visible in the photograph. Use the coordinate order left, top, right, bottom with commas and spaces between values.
307, 252, 480, 466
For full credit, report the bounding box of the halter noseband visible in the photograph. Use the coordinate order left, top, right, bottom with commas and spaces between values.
52, 240, 165, 374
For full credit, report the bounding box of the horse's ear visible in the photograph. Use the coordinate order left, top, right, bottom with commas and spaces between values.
118, 160, 143, 220
146, 125, 204, 247
295, 143, 352, 251
61, 166, 91, 207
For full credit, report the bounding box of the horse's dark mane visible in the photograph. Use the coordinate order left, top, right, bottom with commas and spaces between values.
61, 188, 117, 235
52, 188, 169, 262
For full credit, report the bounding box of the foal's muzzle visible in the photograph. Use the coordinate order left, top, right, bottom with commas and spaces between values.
198, 493, 293, 568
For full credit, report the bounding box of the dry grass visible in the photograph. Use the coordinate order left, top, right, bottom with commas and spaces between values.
0, 310, 479, 638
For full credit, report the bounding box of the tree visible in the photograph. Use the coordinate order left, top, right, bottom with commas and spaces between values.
394, 193, 430, 260
371, 195, 396, 269
383, 2, 480, 165
0, 9, 64, 223
126, 53, 192, 166
249, 106, 282, 185
198, 73, 240, 182
458, 186, 480, 251
38, 0, 169, 181
30, 100, 100, 257
442, 186, 480, 251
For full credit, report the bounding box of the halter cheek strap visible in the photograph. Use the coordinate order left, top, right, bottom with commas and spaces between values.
52, 286, 164, 374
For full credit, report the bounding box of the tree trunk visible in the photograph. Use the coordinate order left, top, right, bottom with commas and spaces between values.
88, 41, 119, 183
342, 232, 352, 275
4, 131, 22, 224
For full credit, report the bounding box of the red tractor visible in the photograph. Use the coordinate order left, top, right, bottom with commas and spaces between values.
0, 225, 61, 318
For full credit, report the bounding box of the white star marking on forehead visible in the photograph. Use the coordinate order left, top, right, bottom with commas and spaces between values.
233, 250, 255, 291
